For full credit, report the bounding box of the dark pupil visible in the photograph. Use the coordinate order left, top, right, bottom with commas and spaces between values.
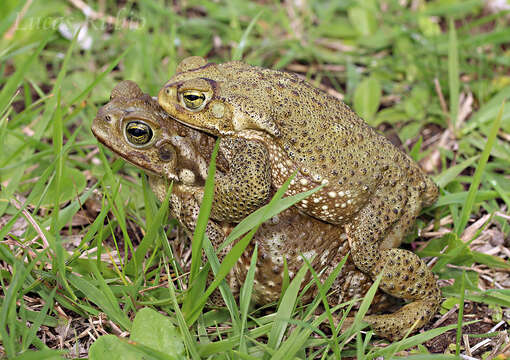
185, 94, 204, 101
128, 127, 146, 137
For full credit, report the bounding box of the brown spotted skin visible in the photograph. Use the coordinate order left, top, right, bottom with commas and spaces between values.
93, 81, 440, 340
92, 80, 258, 221
158, 58, 442, 339
206, 136, 271, 222
92, 80, 389, 311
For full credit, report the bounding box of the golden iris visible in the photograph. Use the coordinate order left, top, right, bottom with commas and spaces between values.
181, 90, 206, 110
125, 121, 153, 146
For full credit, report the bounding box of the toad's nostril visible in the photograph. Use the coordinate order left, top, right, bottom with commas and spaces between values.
165, 88, 171, 95
105, 115, 112, 122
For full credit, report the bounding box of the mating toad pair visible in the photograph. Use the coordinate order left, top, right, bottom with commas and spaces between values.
92, 56, 441, 340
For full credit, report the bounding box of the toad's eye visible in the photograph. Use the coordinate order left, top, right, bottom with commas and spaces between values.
181, 90, 206, 110
125, 121, 153, 146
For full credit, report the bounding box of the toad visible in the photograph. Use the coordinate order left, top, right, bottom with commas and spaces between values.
93, 80, 440, 340
157, 57, 441, 339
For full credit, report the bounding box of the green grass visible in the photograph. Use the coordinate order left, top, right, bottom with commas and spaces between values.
1, 0, 510, 358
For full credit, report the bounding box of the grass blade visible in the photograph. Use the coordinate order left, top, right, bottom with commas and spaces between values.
189, 140, 219, 284
69, 48, 131, 106
455, 101, 504, 235
0, 38, 48, 113
186, 172, 302, 325
456, 270, 466, 356
21, 288, 56, 352
67, 273, 131, 331
219, 184, 323, 252
165, 264, 200, 360
203, 235, 241, 332
0, 250, 48, 357
271, 256, 349, 360
11, 349, 65, 360
185, 227, 258, 326
264, 264, 309, 359
239, 244, 258, 353
127, 177, 171, 275
448, 17, 459, 135
433, 156, 477, 188
232, 11, 264, 61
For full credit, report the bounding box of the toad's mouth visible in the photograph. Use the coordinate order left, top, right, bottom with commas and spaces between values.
164, 113, 220, 141
167, 114, 231, 137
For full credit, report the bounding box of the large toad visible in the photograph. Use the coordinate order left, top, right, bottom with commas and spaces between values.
92, 80, 440, 340
157, 57, 441, 338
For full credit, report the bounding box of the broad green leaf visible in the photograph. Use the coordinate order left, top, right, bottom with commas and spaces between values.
90, 311, 186, 360
89, 335, 142, 360
374, 108, 408, 126
347, 6, 376, 36
353, 76, 381, 124
131, 308, 186, 360
418, 16, 441, 37
35, 166, 87, 206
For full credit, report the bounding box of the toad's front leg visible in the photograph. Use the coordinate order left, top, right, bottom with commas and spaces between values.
203, 136, 272, 222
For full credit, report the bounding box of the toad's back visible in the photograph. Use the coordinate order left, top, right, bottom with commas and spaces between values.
215, 61, 437, 224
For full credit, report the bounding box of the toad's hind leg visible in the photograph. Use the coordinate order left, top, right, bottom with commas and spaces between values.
347, 178, 440, 340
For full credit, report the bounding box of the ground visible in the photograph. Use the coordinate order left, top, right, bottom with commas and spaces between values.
1, 0, 510, 359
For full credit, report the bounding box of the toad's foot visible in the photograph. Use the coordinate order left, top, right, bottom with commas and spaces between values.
364, 248, 440, 340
